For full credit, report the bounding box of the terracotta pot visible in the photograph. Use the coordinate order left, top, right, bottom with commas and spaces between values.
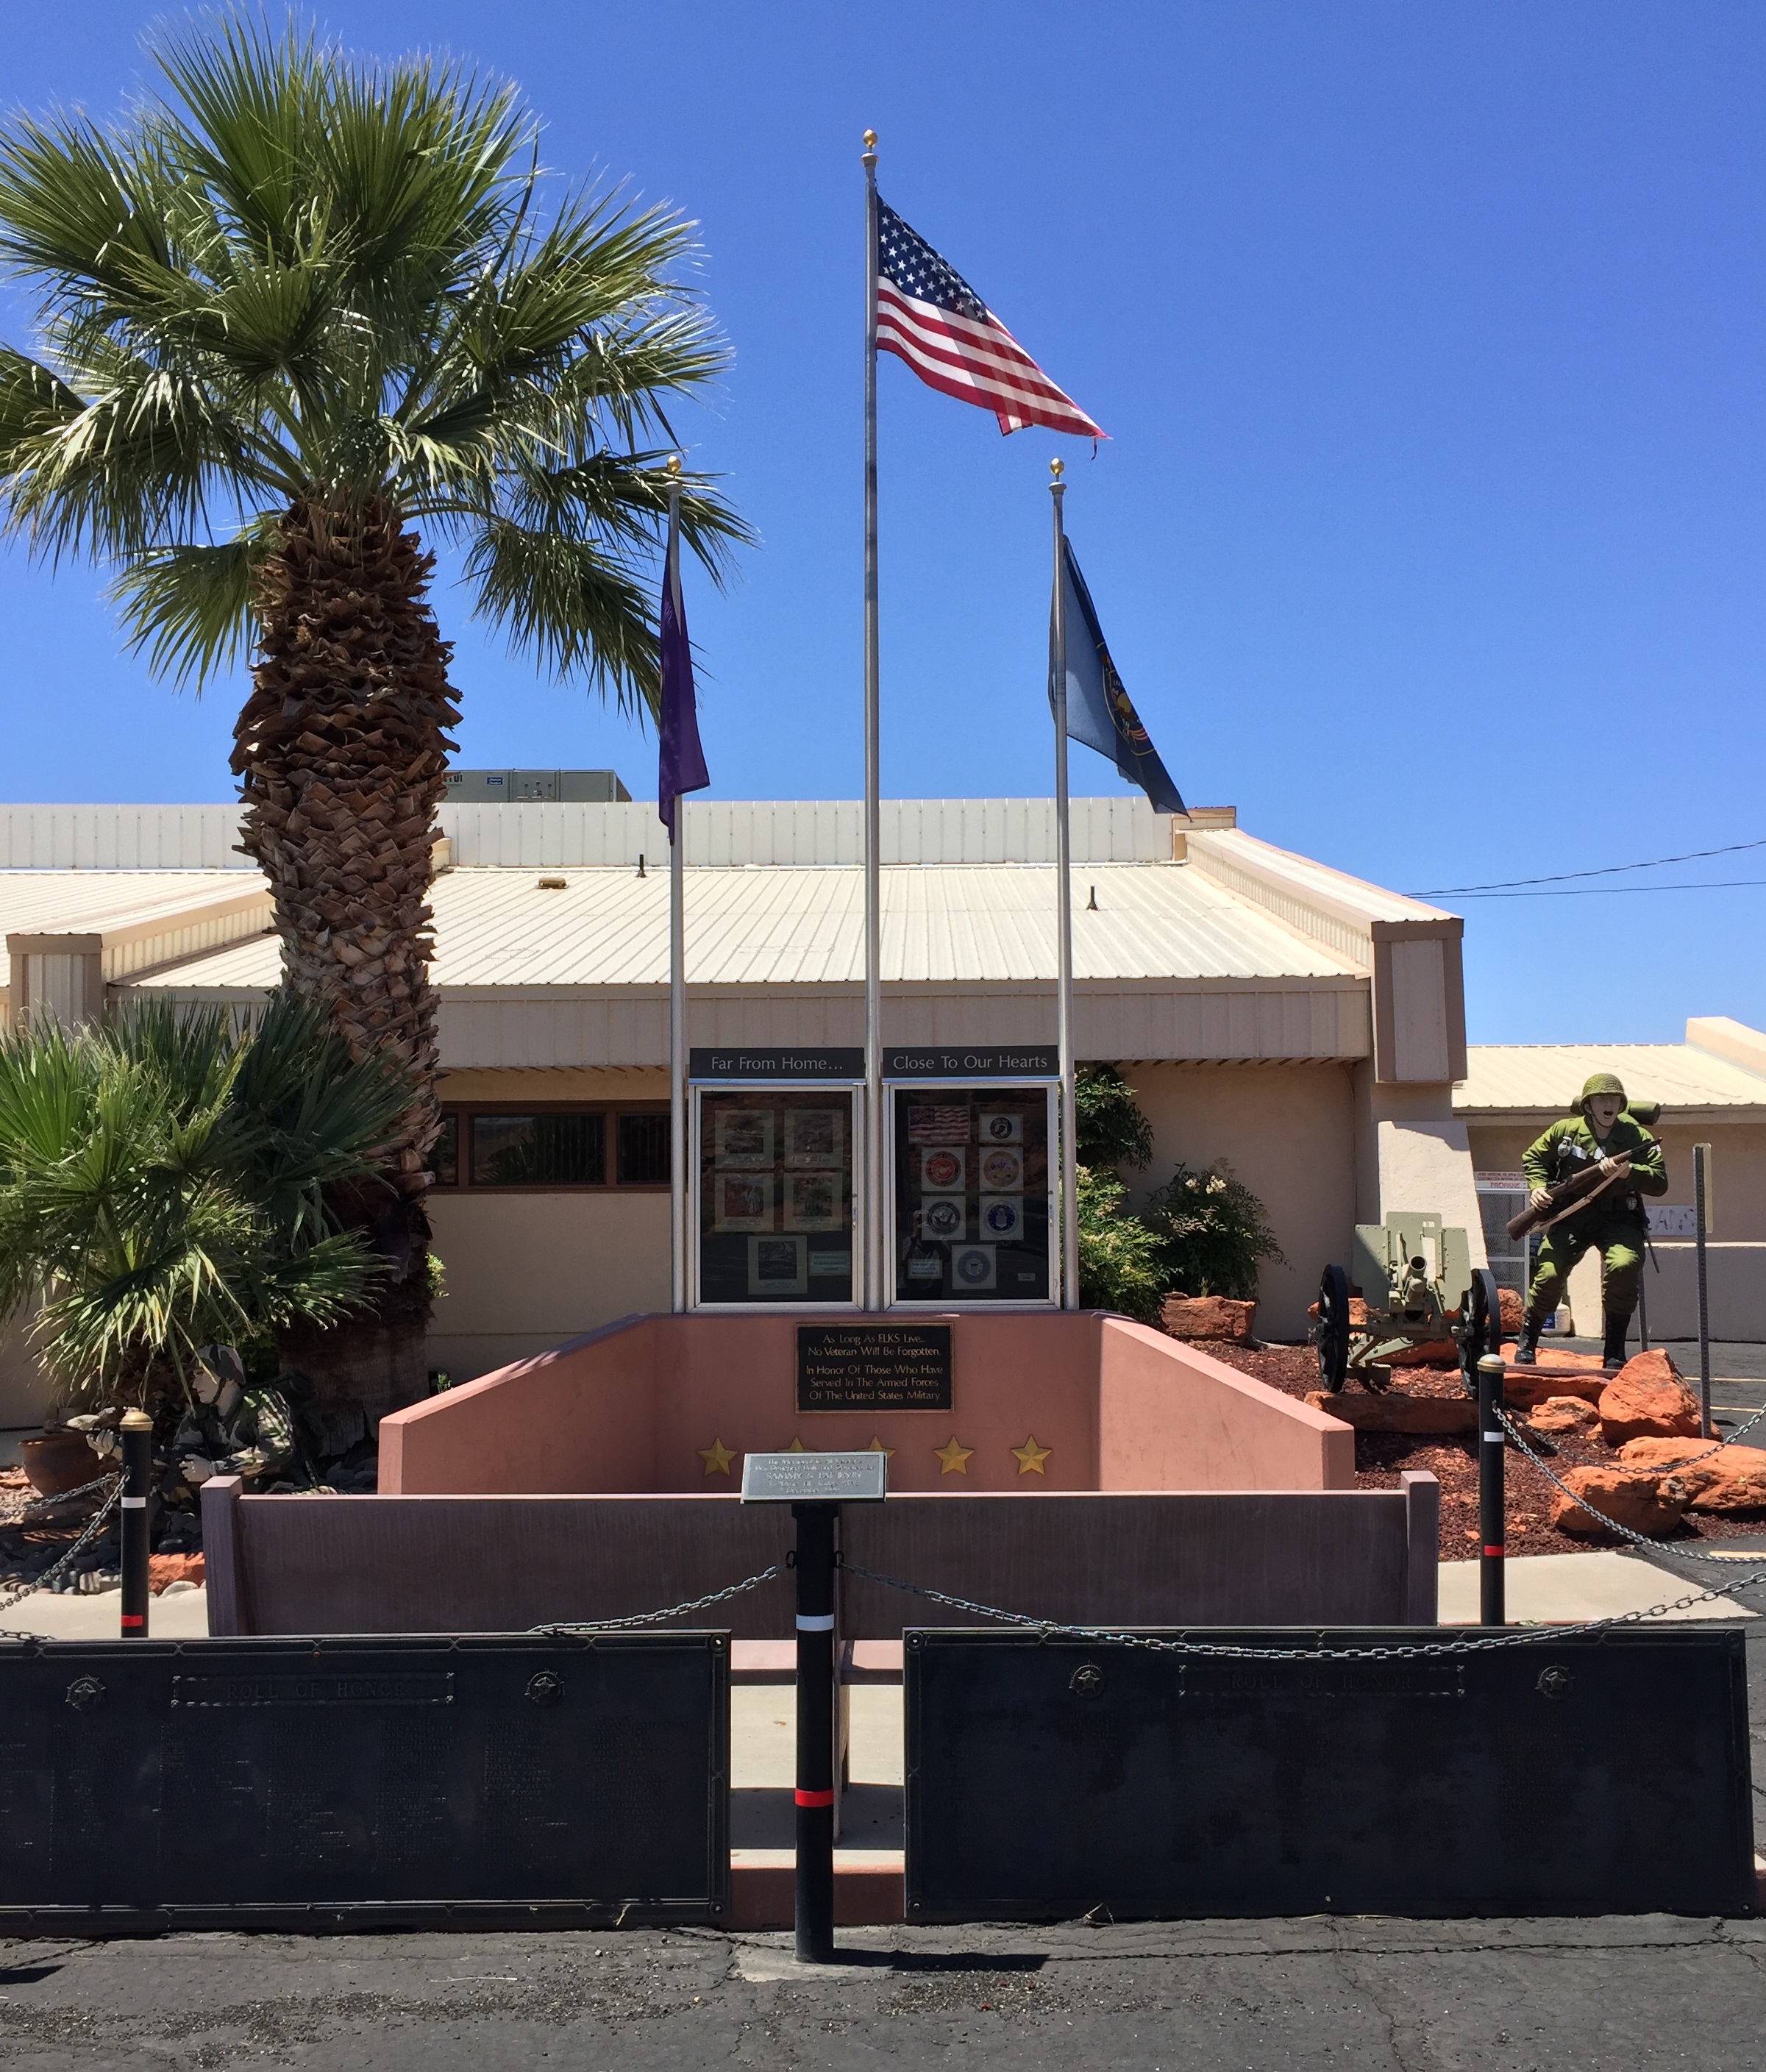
19, 1428, 101, 1498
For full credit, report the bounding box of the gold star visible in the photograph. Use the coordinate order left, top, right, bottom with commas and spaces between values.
866, 1436, 896, 1459
934, 1436, 972, 1475
698, 1437, 736, 1477
786, 1436, 807, 1453
1011, 1434, 1052, 1475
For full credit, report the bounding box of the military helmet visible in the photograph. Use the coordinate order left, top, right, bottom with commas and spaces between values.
1576, 1072, 1627, 1113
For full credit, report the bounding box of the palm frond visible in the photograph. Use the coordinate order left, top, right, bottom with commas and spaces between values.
109, 521, 277, 686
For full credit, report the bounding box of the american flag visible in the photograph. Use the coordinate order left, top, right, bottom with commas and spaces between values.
908, 1104, 972, 1145
876, 200, 1105, 441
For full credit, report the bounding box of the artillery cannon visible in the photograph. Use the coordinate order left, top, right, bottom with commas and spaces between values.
1313, 1211, 1502, 1396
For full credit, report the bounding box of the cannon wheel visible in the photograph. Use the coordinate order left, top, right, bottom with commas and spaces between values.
1457, 1267, 1503, 1397
1315, 1264, 1351, 1393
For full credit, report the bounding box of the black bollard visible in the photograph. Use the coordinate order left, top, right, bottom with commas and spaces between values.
793, 1500, 837, 1963
1477, 1353, 1506, 1627
119, 1407, 153, 1638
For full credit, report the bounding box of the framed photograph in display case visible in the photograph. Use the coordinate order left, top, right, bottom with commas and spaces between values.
713, 1172, 773, 1232
919, 1146, 966, 1195
920, 1195, 966, 1242
908, 1103, 969, 1145
978, 1195, 1024, 1242
977, 1110, 1023, 1145
784, 1108, 844, 1168
715, 1109, 774, 1168
749, 1234, 808, 1297
950, 1243, 996, 1292
786, 1172, 844, 1232
978, 1145, 1024, 1192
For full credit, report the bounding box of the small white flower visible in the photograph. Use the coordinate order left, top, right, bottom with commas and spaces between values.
1208, 1175, 1226, 1195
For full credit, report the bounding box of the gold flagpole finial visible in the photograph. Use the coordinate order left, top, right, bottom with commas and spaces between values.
1050, 458, 1064, 481
863, 129, 877, 151
666, 453, 681, 477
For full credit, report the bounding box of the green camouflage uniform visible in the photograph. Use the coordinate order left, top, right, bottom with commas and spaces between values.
1522, 1111, 1667, 1326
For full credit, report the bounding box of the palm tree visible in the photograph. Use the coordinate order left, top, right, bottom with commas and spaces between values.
0, 14, 747, 1404
0, 994, 413, 1409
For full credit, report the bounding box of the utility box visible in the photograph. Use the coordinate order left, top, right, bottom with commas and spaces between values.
444, 769, 630, 804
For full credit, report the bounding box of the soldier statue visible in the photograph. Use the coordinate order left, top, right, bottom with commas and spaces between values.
1515, 1072, 1667, 1368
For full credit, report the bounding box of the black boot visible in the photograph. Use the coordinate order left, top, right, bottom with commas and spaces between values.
1514, 1315, 1542, 1367
1602, 1311, 1632, 1370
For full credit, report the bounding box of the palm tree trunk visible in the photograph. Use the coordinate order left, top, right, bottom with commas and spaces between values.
232, 496, 459, 1420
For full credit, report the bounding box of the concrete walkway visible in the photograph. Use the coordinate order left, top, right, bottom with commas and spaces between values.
1437, 1549, 1758, 1623
0, 1585, 210, 1640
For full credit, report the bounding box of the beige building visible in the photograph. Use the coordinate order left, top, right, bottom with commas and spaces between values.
0, 797, 1492, 1415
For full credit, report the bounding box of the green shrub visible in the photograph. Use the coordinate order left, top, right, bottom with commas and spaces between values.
1074, 1064, 1153, 1171
1075, 1167, 1169, 1322
1142, 1161, 1284, 1302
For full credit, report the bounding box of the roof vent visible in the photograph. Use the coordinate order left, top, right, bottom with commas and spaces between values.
536, 877, 568, 891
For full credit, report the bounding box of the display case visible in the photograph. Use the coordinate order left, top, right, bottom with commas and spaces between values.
689, 1050, 863, 1307
886, 1070, 1057, 1306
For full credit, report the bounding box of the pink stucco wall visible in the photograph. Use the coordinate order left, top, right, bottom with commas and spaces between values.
379, 1311, 1353, 1497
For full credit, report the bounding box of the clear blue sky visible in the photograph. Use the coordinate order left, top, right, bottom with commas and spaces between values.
2, 2, 1762, 1045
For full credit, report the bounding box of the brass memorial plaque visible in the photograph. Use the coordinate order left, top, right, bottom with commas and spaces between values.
795, 1323, 953, 1414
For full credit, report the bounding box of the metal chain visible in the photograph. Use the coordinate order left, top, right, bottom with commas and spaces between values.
0, 1478, 125, 1636
836, 1555, 1766, 1661
0, 1470, 119, 1527
530, 1562, 783, 1636
1495, 1404, 1766, 1566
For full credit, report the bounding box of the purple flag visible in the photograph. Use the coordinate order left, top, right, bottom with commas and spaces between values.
658, 496, 709, 843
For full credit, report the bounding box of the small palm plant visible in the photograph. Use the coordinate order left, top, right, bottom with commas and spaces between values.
0, 995, 413, 1409
0, 13, 750, 1395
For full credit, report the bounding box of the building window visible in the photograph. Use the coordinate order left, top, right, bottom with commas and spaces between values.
432, 1105, 668, 1190
619, 1111, 671, 1186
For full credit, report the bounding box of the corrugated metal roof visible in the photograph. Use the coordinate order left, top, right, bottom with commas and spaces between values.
1192, 829, 1455, 928
124, 861, 1362, 994
1456, 1044, 1766, 1115
0, 870, 254, 992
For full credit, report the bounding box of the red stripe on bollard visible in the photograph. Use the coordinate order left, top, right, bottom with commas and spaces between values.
794, 1788, 836, 1808
120, 1614, 144, 1628
1483, 1545, 1505, 1557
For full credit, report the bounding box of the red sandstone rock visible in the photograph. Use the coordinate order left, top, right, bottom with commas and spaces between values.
1498, 1286, 1524, 1336
1615, 1436, 1766, 1514
1598, 1350, 1701, 1445
1162, 1295, 1256, 1344
1503, 1370, 1607, 1411
1548, 1465, 1690, 1539
148, 1553, 205, 1594
1528, 1395, 1601, 1436
1386, 1340, 1459, 1368
1306, 1390, 1476, 1434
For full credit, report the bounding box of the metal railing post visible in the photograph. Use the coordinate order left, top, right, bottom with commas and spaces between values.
1693, 1142, 1713, 1437
119, 1408, 152, 1637
1477, 1353, 1506, 1627
793, 1501, 838, 1961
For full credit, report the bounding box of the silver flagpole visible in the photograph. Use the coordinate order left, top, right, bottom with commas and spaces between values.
861, 129, 883, 1311
1050, 458, 1078, 1309
667, 464, 688, 1314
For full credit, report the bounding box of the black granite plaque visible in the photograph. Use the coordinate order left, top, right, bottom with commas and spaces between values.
796, 1324, 953, 1414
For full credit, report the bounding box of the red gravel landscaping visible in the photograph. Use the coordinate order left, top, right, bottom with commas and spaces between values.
1206, 1342, 1766, 1559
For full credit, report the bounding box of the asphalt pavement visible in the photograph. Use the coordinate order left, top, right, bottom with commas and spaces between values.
3, 1909, 1766, 2070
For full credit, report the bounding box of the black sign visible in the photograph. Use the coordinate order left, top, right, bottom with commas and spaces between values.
797, 1323, 954, 1413
904, 1627, 1755, 1921
0, 1633, 728, 1931
740, 1450, 889, 1503
886, 1047, 1058, 1080
689, 1048, 864, 1081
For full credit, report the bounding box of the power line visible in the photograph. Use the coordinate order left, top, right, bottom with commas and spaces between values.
1448, 878, 1766, 900
1418, 835, 1766, 897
